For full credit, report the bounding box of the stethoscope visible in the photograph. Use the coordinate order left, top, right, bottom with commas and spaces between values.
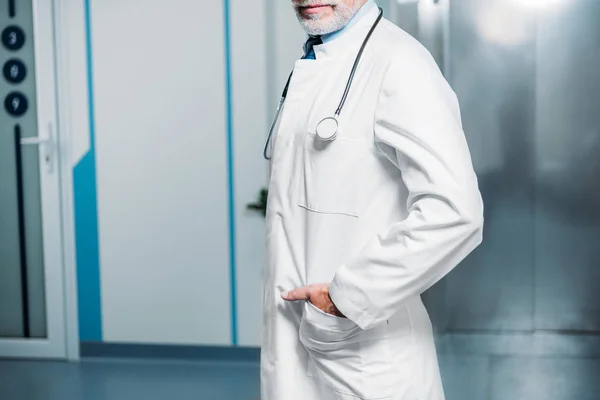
263, 7, 384, 160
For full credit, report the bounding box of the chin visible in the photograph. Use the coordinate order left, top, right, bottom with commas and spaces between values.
296, 5, 351, 36
298, 16, 338, 35
300, 22, 331, 36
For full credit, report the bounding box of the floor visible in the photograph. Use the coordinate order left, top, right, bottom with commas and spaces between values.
0, 358, 259, 400
1, 336, 600, 400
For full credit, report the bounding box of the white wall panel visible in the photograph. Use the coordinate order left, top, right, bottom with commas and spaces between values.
230, 0, 268, 347
271, 1, 306, 112
91, 0, 231, 345
61, 0, 91, 166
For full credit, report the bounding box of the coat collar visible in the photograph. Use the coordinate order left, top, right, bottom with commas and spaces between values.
321, 0, 378, 44
309, 3, 381, 60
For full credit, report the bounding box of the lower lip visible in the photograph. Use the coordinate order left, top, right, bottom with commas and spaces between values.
302, 5, 330, 14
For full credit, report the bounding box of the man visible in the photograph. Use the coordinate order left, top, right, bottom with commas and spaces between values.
262, 1, 484, 399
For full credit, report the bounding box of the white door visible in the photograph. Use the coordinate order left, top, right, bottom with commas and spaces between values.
0, 0, 69, 359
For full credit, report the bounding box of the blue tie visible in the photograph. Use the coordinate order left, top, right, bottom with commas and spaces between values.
303, 36, 322, 60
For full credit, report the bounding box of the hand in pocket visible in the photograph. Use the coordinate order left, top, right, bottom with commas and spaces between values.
281, 283, 346, 318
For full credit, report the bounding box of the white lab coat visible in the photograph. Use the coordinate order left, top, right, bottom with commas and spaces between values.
262, 7, 484, 400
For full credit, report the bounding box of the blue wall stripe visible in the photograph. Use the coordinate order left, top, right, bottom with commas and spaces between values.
223, 0, 238, 346
74, 0, 102, 341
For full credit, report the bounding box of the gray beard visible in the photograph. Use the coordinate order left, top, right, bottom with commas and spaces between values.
294, 1, 363, 36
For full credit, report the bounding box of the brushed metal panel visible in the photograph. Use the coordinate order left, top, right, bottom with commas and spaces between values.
442, 0, 537, 331
533, 0, 600, 332
390, 0, 600, 334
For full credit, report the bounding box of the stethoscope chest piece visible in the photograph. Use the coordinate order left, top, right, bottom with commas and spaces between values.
316, 116, 339, 141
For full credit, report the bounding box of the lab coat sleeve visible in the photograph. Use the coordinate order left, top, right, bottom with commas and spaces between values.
328, 54, 484, 331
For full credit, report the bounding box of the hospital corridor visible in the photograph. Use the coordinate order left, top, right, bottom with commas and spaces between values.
1, 0, 599, 399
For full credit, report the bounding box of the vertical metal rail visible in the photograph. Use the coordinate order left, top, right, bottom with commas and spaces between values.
8, 0, 16, 18
14, 124, 31, 338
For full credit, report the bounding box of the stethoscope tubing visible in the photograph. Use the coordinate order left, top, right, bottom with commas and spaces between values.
263, 7, 384, 160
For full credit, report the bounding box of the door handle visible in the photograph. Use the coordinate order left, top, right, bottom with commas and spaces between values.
246, 188, 269, 217
19, 122, 55, 173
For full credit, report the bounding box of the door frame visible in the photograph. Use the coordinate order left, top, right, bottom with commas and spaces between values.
0, 0, 80, 361
53, 0, 82, 361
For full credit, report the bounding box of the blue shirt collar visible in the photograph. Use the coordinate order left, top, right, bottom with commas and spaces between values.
321, 0, 378, 43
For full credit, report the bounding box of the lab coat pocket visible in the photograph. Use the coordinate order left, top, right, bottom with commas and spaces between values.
300, 301, 394, 400
298, 133, 371, 217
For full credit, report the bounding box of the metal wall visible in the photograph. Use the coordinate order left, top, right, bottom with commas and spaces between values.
394, 0, 600, 334
532, 0, 600, 332
443, 0, 538, 332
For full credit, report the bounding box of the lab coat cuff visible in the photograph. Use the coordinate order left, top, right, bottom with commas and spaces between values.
329, 269, 376, 330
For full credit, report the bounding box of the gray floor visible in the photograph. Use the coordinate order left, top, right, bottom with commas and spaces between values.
1, 338, 600, 400
0, 358, 259, 400
439, 355, 600, 400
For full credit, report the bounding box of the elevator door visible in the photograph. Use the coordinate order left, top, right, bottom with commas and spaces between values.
405, 0, 600, 334
532, 0, 600, 332
0, 0, 68, 358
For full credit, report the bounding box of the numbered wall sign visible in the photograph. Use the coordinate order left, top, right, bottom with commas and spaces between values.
3, 59, 27, 84
1, 25, 26, 51
4, 91, 28, 116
